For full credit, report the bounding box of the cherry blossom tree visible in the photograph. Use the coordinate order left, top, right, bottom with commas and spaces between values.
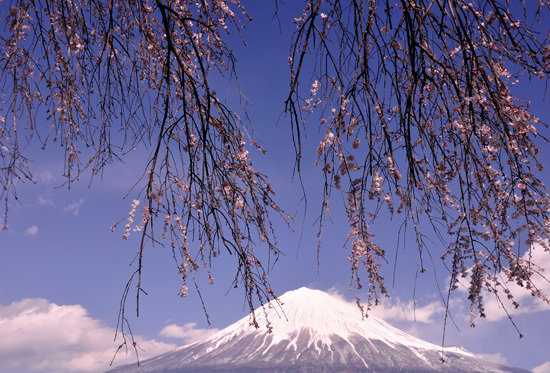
1, 0, 287, 353
2, 0, 550, 354
285, 0, 550, 340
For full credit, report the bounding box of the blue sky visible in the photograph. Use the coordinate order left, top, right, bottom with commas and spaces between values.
1, 1, 550, 372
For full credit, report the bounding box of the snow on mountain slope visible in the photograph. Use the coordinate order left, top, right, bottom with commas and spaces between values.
202, 287, 439, 351
107, 287, 529, 373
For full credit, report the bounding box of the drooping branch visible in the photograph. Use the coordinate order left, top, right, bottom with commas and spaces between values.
2, 0, 550, 355
0, 0, 289, 350
286, 0, 550, 322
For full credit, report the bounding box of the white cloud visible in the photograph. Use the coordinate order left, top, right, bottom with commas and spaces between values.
35, 171, 57, 184
325, 286, 443, 323
64, 199, 84, 216
370, 297, 444, 323
37, 193, 55, 207
477, 352, 508, 365
24, 225, 39, 236
159, 322, 219, 344
533, 361, 550, 373
327, 287, 445, 323
456, 242, 550, 322
0, 298, 176, 373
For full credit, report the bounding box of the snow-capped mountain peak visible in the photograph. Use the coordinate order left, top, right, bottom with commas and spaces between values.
211, 287, 437, 352
108, 287, 528, 373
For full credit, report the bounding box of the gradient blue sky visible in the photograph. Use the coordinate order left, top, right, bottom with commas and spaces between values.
1, 2, 549, 372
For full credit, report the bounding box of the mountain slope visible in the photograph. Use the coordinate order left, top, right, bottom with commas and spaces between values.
108, 287, 529, 373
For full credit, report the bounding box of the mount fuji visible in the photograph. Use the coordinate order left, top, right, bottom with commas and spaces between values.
108, 287, 528, 372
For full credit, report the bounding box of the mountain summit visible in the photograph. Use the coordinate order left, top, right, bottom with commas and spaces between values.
108, 287, 528, 372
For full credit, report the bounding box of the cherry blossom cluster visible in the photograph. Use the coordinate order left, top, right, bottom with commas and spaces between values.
1, 0, 286, 337
287, 0, 550, 323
